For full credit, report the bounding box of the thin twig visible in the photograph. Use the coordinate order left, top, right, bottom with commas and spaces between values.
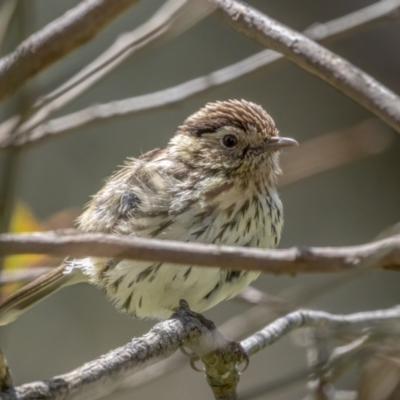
323, 335, 374, 382
1, 0, 399, 149
0, 0, 141, 103
209, 0, 400, 133
1, 305, 399, 400
33, 0, 211, 109
11, 0, 211, 139
242, 306, 400, 357
0, 232, 399, 274
118, 273, 362, 394
0, 301, 241, 400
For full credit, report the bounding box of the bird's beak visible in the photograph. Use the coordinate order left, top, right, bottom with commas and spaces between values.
264, 136, 299, 149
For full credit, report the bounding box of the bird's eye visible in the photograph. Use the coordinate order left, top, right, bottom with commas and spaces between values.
221, 134, 238, 148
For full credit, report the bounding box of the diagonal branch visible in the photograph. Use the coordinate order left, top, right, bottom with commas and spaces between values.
1, 303, 399, 400
32, 0, 210, 110
2, 0, 399, 149
10, 0, 210, 139
0, 232, 399, 274
209, 0, 400, 133
0, 0, 141, 103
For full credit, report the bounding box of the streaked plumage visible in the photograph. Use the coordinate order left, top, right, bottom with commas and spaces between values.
0, 100, 297, 325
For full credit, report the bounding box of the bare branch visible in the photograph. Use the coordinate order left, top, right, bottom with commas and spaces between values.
121, 274, 361, 395
33, 0, 210, 109
1, 303, 399, 400
242, 306, 400, 357
10, 0, 211, 139
209, 0, 400, 134
0, 232, 399, 274
0, 0, 140, 103
322, 335, 374, 382
1, 0, 399, 149
0, 301, 242, 400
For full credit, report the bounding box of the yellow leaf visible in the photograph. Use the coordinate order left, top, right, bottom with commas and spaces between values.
4, 201, 45, 271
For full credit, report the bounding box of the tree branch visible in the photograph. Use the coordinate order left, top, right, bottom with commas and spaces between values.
0, 232, 399, 274
1, 0, 399, 149
0, 0, 140, 103
1, 303, 399, 400
209, 0, 400, 134
242, 306, 400, 357
0, 301, 243, 400
117, 274, 362, 396
7, 0, 210, 140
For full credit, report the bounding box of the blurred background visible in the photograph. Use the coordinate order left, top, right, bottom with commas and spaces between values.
0, 0, 400, 399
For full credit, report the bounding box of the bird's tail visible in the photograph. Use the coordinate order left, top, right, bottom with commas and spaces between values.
0, 261, 87, 326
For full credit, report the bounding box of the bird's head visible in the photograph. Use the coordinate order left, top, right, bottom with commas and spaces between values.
169, 99, 298, 185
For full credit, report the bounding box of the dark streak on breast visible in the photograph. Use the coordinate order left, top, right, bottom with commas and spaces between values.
224, 204, 235, 219
136, 266, 154, 283
192, 226, 209, 240
150, 219, 174, 237
245, 218, 252, 234
183, 266, 192, 281
204, 181, 234, 200
122, 292, 133, 311
111, 275, 125, 293
204, 282, 220, 300
148, 263, 162, 282
101, 258, 120, 281
225, 271, 242, 283
238, 200, 250, 217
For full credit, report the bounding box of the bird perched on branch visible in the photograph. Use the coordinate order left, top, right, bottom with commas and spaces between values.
0, 100, 297, 325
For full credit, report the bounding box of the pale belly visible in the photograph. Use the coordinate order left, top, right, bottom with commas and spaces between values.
104, 260, 260, 319
77, 190, 282, 319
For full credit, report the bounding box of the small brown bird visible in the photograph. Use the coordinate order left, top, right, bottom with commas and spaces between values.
0, 100, 297, 325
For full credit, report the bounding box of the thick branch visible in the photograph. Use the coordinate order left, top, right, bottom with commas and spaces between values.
0, 232, 399, 274
0, 0, 140, 103
118, 274, 358, 395
0, 301, 241, 400
209, 0, 400, 133
1, 303, 399, 400
3, 0, 399, 149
